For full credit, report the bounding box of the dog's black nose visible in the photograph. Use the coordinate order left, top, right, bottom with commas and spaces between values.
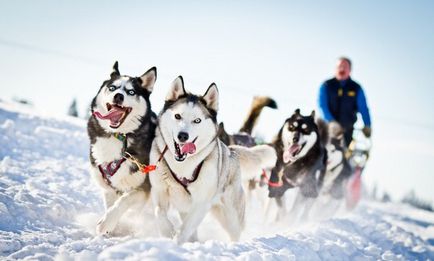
113, 93, 124, 104
178, 132, 189, 142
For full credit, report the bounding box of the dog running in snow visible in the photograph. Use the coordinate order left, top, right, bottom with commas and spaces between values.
149, 76, 276, 243
218, 96, 278, 193
267, 109, 328, 221
87, 62, 157, 235
319, 122, 352, 200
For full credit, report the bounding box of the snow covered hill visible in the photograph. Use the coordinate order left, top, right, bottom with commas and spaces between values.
0, 100, 433, 260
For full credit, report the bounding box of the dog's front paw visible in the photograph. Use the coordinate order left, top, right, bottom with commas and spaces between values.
96, 215, 117, 236
173, 234, 186, 245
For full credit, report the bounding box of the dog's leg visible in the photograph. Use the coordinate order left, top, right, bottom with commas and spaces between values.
176, 203, 210, 244
179, 212, 199, 242
275, 196, 288, 222
152, 189, 175, 238
212, 205, 244, 241
212, 189, 246, 241
96, 189, 146, 235
103, 189, 118, 209
287, 192, 305, 224
299, 197, 315, 221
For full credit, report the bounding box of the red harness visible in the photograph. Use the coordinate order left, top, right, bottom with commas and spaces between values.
98, 158, 126, 186
261, 169, 283, 187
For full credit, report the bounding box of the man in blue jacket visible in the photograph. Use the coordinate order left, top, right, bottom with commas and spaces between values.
318, 57, 372, 146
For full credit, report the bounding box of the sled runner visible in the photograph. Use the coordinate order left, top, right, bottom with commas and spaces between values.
345, 129, 371, 209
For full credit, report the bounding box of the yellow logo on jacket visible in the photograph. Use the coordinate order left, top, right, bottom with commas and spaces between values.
348, 91, 356, 97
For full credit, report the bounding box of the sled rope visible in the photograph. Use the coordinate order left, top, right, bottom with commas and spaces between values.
112, 132, 168, 174
124, 145, 168, 174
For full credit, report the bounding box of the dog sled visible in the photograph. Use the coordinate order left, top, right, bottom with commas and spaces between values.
345, 128, 371, 209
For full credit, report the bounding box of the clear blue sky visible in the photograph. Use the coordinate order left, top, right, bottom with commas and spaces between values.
1, 1, 433, 202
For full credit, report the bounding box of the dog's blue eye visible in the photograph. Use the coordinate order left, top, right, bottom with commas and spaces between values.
127, 90, 135, 96
108, 85, 116, 91
174, 114, 182, 120
193, 118, 201, 124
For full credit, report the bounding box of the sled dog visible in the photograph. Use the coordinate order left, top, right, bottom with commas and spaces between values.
267, 109, 328, 221
149, 76, 275, 243
88, 61, 157, 235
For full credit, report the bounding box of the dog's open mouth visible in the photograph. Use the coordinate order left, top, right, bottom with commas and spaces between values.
93, 103, 132, 129
283, 142, 306, 163
173, 138, 197, 162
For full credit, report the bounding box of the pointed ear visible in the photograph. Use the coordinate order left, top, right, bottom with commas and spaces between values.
311, 110, 315, 118
165, 76, 186, 101
294, 108, 301, 115
110, 61, 120, 79
140, 67, 157, 93
203, 83, 219, 111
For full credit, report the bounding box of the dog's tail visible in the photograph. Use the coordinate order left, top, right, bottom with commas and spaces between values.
230, 144, 277, 181
316, 118, 329, 146
239, 96, 278, 135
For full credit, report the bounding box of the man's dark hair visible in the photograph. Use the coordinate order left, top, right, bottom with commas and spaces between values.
338, 56, 352, 69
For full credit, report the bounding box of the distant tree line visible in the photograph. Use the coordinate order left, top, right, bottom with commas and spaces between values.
401, 190, 433, 212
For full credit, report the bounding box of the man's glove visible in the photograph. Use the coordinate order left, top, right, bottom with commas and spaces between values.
362, 126, 372, 138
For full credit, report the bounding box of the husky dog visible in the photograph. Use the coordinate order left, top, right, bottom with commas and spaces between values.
267, 109, 328, 221
319, 122, 352, 199
150, 77, 276, 243
218, 96, 277, 192
87, 62, 157, 235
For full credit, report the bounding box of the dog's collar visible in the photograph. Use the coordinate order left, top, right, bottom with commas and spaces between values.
167, 161, 204, 195
113, 132, 127, 143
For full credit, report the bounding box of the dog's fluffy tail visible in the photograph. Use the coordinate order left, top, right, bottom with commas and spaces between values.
239, 96, 278, 135
316, 118, 329, 146
230, 144, 277, 181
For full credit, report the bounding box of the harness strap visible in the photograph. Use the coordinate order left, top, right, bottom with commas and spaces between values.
168, 161, 204, 195
156, 125, 220, 194
261, 169, 283, 188
98, 158, 127, 188
328, 161, 344, 172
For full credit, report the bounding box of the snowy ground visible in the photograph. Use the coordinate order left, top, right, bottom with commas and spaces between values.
0, 100, 433, 260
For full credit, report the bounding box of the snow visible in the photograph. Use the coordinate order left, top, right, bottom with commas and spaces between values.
0, 99, 433, 260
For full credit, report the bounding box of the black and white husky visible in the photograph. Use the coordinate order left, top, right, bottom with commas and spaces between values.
267, 109, 328, 221
87, 62, 157, 235
149, 77, 276, 243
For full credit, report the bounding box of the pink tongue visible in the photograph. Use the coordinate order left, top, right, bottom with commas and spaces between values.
289, 144, 300, 155
283, 150, 292, 163
93, 109, 124, 124
283, 144, 301, 163
181, 142, 196, 155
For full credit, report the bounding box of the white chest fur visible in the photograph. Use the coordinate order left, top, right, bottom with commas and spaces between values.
91, 136, 145, 191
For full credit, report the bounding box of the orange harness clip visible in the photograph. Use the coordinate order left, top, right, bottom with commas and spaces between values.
141, 164, 157, 173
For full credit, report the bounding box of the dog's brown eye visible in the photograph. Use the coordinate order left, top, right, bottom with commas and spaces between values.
193, 118, 201, 124
174, 114, 182, 120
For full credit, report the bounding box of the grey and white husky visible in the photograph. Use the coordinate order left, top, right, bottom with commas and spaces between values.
87, 62, 157, 235
149, 76, 276, 243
